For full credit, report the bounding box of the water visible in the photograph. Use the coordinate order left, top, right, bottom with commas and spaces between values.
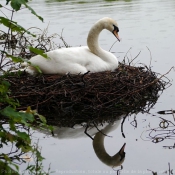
1, 0, 175, 174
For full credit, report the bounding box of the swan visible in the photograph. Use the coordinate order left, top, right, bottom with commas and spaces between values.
35, 119, 125, 167
93, 122, 126, 167
22, 17, 120, 75
37, 122, 115, 139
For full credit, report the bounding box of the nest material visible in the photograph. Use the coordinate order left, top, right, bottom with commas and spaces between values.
1, 63, 168, 127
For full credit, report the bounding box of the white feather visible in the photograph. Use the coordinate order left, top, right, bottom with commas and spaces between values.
23, 17, 120, 75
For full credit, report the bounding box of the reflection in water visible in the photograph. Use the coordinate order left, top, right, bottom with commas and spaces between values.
37, 118, 126, 167
9, 0, 175, 172
142, 111, 175, 145
93, 121, 126, 167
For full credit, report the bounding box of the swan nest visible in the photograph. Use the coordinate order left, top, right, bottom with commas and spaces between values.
1, 63, 170, 127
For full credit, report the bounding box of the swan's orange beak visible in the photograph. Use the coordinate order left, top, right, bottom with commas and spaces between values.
113, 30, 120, 42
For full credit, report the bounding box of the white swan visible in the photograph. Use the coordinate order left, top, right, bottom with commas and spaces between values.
93, 122, 126, 167
23, 17, 120, 75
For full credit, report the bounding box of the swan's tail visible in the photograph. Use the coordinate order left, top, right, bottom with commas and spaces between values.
20, 62, 37, 75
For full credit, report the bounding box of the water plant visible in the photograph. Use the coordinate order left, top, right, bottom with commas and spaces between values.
0, 0, 53, 174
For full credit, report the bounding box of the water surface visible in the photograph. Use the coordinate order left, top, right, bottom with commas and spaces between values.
1, 0, 175, 174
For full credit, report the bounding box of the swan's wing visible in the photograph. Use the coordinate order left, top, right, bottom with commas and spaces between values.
26, 46, 113, 74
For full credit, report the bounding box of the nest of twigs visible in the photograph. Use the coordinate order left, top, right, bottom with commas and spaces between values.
1, 63, 169, 127
0, 28, 171, 127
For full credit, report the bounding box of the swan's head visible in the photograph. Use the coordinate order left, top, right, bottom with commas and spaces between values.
112, 143, 126, 167
100, 17, 120, 42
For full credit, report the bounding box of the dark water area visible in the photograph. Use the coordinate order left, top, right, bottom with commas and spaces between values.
1, 0, 175, 174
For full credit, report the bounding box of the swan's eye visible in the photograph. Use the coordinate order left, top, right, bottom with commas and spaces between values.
113, 25, 119, 32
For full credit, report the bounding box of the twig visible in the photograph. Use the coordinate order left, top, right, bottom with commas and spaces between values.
147, 169, 157, 175
172, 109, 175, 122
121, 116, 127, 138
109, 40, 118, 52
146, 46, 153, 68
122, 47, 132, 64
129, 51, 141, 66
84, 124, 94, 140
93, 122, 112, 138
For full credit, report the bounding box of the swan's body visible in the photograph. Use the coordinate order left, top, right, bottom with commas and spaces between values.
93, 122, 125, 167
23, 17, 120, 75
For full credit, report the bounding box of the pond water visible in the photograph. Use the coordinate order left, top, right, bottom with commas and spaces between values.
1, 0, 175, 174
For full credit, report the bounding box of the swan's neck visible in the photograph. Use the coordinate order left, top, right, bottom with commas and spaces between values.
93, 122, 123, 167
87, 21, 114, 62
93, 133, 117, 166
87, 21, 103, 54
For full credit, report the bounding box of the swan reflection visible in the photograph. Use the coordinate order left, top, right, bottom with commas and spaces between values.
93, 122, 125, 167
37, 118, 125, 167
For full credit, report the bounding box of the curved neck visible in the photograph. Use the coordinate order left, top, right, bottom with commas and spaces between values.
87, 21, 104, 56
93, 122, 122, 167
87, 20, 116, 64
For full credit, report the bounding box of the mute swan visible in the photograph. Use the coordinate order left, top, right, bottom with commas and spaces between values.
22, 17, 120, 75
93, 122, 126, 167
35, 119, 125, 167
